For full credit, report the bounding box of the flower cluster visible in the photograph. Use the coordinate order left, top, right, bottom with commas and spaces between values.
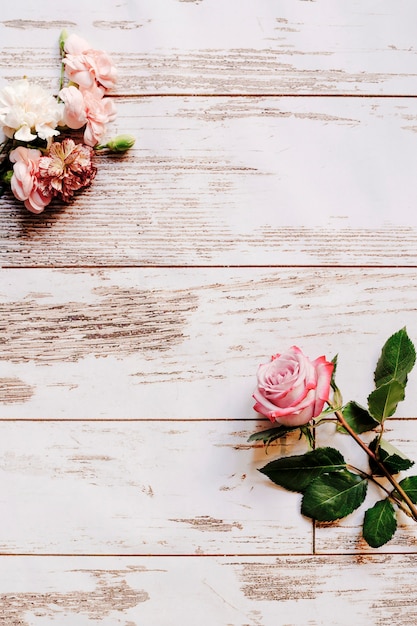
249, 328, 417, 548
0, 30, 134, 213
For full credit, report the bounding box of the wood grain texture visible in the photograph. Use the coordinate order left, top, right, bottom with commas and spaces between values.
2, 97, 417, 267
0, 419, 415, 556
1, 267, 417, 418
0, 421, 312, 555
1, 554, 417, 625
2, 0, 417, 616
2, 0, 417, 95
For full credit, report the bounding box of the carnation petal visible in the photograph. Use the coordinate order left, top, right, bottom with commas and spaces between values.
38, 138, 96, 202
64, 33, 90, 55
14, 125, 37, 142
0, 79, 62, 142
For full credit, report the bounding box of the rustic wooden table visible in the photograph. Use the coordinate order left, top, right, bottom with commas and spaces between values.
1, 1, 417, 624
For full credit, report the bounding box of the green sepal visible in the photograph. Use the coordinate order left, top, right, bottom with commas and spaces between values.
105, 134, 136, 153
299, 425, 315, 449
301, 470, 368, 521
259, 447, 346, 493
330, 354, 343, 407
337, 401, 379, 434
363, 499, 397, 548
369, 437, 414, 475
374, 327, 416, 389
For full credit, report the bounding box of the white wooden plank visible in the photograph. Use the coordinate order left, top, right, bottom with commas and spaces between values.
313, 419, 417, 553
1, 267, 417, 418
1, 554, 417, 625
2, 0, 417, 95
0, 421, 311, 555
2, 97, 417, 267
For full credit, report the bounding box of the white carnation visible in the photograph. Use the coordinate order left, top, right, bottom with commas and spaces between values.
0, 79, 64, 142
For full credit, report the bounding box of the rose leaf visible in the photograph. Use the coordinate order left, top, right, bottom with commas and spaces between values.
337, 401, 379, 434
367, 380, 405, 423
259, 446, 346, 493
368, 437, 414, 475
301, 470, 368, 521
248, 425, 299, 446
374, 327, 416, 389
363, 499, 397, 548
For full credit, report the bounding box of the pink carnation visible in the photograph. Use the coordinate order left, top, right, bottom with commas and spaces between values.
63, 33, 117, 90
59, 84, 117, 147
9, 147, 53, 214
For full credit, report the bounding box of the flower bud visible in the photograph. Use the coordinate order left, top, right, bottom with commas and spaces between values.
105, 134, 135, 153
59, 29, 69, 54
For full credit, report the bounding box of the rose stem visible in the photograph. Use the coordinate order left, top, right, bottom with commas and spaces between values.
335, 408, 417, 522
347, 463, 414, 519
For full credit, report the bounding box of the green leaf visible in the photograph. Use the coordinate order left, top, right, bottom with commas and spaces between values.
394, 476, 417, 504
367, 380, 405, 423
374, 328, 416, 389
337, 401, 379, 434
248, 425, 299, 447
259, 447, 346, 493
301, 470, 368, 521
369, 437, 414, 474
363, 499, 397, 548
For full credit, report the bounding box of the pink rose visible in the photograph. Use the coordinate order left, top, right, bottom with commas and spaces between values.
9, 147, 53, 214
59, 85, 117, 146
63, 33, 117, 90
253, 346, 334, 426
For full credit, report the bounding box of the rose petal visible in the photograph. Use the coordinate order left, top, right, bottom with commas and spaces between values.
252, 346, 333, 427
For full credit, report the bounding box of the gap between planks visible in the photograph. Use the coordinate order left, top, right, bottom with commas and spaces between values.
3, 265, 417, 270
0, 552, 402, 558
103, 93, 417, 99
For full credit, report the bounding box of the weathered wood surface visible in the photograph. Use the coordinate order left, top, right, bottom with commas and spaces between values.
3, 97, 417, 267
1, 555, 417, 626
1, 267, 417, 418
0, 421, 311, 555
2, 0, 417, 95
2, 0, 417, 623
0, 419, 415, 556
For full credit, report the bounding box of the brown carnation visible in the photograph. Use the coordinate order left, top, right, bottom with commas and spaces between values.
39, 138, 97, 202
